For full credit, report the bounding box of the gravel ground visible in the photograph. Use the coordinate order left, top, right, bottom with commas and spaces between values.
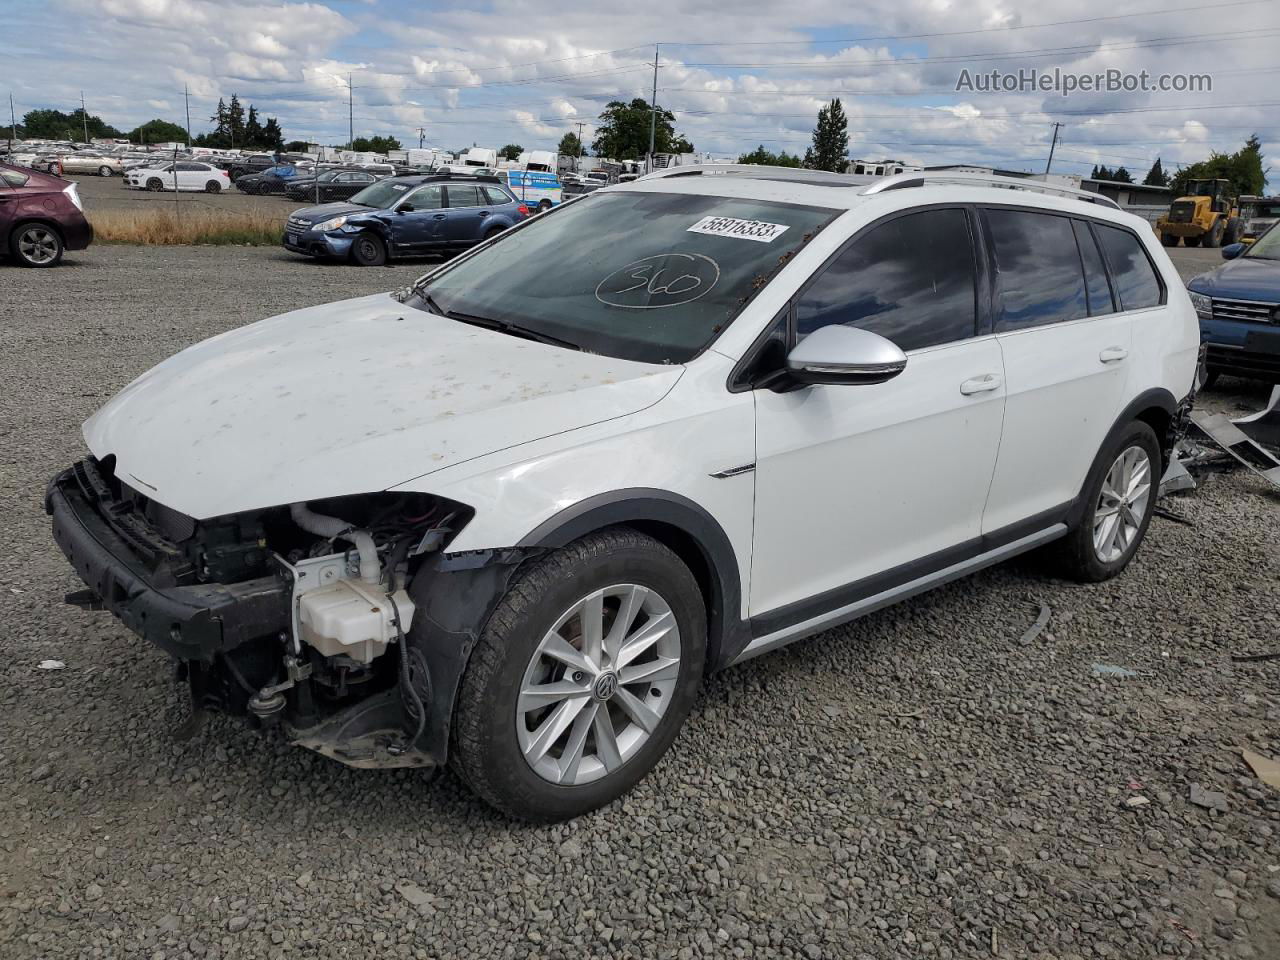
1, 245, 1278, 960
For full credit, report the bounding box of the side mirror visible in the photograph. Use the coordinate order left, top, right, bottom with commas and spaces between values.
1222, 242, 1245, 260
785, 325, 907, 386
398, 203, 415, 213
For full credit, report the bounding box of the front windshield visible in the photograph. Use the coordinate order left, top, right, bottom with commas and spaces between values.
412, 190, 836, 363
349, 179, 413, 208
1246, 223, 1280, 259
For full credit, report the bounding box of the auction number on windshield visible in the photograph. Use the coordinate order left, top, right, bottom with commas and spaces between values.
595, 253, 721, 309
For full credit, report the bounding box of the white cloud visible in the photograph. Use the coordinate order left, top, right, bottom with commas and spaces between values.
2, 0, 1272, 179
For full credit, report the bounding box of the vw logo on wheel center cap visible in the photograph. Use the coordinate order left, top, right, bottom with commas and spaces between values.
592, 672, 619, 701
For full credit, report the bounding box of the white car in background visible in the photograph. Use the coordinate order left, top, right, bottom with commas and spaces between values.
124, 161, 231, 193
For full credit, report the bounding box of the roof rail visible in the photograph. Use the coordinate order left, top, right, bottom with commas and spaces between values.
861, 171, 1121, 210
638, 163, 873, 185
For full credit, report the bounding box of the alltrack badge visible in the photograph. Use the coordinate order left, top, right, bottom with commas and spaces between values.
595, 253, 721, 309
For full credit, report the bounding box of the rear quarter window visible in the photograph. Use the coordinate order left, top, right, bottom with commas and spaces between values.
1094, 224, 1165, 311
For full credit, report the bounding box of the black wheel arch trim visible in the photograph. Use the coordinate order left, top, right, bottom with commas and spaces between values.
1063, 386, 1180, 529
518, 488, 749, 670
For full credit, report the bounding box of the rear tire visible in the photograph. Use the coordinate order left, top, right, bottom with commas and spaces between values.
1206, 220, 1225, 248
449, 529, 706, 821
98, 166, 113, 177
1160, 233, 1179, 247
1225, 218, 1245, 245
205, 181, 221, 194
350, 232, 387, 266
10, 223, 64, 267
1051, 421, 1161, 583
538, 199, 552, 212
483, 225, 505, 241
1184, 235, 1202, 248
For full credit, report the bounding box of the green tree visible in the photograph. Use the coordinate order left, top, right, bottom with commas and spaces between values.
499, 143, 523, 161
350, 135, 402, 154
227, 94, 245, 147
1170, 135, 1266, 198
261, 118, 285, 151
592, 99, 691, 160
244, 105, 264, 147
807, 98, 848, 172
737, 145, 803, 167
1091, 164, 1115, 180
284, 140, 310, 153
557, 132, 583, 157
21, 108, 122, 140
126, 119, 189, 145
1143, 157, 1169, 187
1112, 166, 1134, 183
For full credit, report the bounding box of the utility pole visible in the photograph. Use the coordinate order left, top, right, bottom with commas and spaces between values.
8, 93, 15, 154
1045, 122, 1063, 175
576, 121, 585, 166
647, 44, 659, 170
348, 74, 354, 149
184, 84, 192, 147
80, 91, 89, 143
418, 126, 425, 149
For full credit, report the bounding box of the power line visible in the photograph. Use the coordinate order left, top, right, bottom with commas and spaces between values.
661, 0, 1275, 46
672, 29, 1280, 70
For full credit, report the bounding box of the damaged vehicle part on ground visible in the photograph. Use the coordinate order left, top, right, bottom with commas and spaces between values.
49, 167, 1199, 820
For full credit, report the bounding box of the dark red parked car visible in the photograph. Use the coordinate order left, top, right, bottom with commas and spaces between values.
1, 162, 94, 267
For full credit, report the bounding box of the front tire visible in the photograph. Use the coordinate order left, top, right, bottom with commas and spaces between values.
1160, 233, 1179, 247
146, 178, 164, 192
450, 529, 706, 821
10, 223, 64, 267
1052, 421, 1161, 583
350, 232, 387, 266
1185, 234, 1202, 248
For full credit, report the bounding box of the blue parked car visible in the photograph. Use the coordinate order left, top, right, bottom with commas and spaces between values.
283, 173, 529, 266
1187, 224, 1280, 386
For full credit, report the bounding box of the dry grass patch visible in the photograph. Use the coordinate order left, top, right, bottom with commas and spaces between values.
92, 208, 284, 246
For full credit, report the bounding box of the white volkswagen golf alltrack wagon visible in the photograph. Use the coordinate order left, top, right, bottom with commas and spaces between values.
49, 166, 1199, 820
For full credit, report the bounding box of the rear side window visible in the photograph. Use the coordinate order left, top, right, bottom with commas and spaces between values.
484, 186, 512, 205
795, 207, 977, 351
1072, 220, 1115, 316
986, 209, 1088, 330
445, 184, 483, 207
1095, 224, 1164, 311
1, 170, 28, 187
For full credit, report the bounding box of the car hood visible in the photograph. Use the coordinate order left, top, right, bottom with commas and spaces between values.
83, 293, 681, 519
288, 202, 372, 224
1187, 255, 1280, 300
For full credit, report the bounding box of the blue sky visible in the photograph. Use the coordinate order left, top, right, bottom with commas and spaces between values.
3, 0, 1277, 183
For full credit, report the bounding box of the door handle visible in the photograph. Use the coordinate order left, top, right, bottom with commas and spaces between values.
432, 214, 447, 220
960, 374, 1003, 395
1099, 346, 1129, 364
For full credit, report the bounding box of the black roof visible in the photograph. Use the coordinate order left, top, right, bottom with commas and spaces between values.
386, 171, 500, 185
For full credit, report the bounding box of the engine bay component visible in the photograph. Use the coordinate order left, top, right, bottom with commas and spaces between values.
298, 577, 415, 663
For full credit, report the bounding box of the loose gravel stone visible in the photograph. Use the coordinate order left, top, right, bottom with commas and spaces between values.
0, 244, 1277, 960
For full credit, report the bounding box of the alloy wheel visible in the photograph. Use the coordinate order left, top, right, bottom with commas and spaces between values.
516, 583, 681, 786
18, 227, 59, 265
1093, 445, 1152, 563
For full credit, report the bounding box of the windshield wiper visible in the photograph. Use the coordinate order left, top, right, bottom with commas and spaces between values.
447, 311, 582, 352
418, 291, 451, 318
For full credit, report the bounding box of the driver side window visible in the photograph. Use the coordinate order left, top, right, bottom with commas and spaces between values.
794, 208, 978, 352
403, 185, 443, 210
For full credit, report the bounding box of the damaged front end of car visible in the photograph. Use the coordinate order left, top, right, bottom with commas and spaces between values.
46, 454, 519, 772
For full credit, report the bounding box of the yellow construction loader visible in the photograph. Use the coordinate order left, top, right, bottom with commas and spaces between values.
1157, 179, 1245, 248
